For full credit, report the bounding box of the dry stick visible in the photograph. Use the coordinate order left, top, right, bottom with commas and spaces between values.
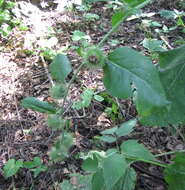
132, 163, 164, 181
160, 35, 173, 49
40, 55, 54, 86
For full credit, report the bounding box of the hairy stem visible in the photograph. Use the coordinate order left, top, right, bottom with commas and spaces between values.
97, 0, 152, 47
98, 13, 129, 47
57, 63, 85, 115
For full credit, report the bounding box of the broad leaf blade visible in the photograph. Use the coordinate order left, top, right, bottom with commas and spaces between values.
115, 119, 136, 137
21, 97, 56, 114
101, 127, 118, 135
103, 47, 169, 119
99, 135, 117, 143
60, 174, 92, 190
140, 45, 185, 126
3, 159, 23, 178
49, 54, 72, 83
164, 153, 185, 190
121, 140, 155, 161
92, 169, 105, 190
103, 153, 127, 190
122, 167, 136, 190
82, 156, 98, 172
114, 167, 136, 190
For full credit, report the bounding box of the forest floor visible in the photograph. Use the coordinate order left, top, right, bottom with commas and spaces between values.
0, 0, 185, 189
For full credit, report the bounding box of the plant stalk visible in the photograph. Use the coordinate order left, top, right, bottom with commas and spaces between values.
122, 153, 167, 168
57, 63, 85, 116
97, 0, 152, 47
98, 13, 129, 47
155, 149, 185, 158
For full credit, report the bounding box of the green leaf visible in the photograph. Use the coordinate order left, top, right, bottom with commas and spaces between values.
0, 0, 4, 7
115, 119, 136, 137
49, 54, 72, 83
92, 169, 105, 190
177, 17, 184, 26
101, 127, 118, 135
47, 114, 66, 130
49, 83, 67, 99
140, 45, 185, 126
103, 153, 127, 190
94, 95, 104, 102
32, 165, 47, 178
60, 180, 74, 190
122, 167, 136, 190
24, 157, 42, 169
103, 47, 169, 119
84, 13, 100, 21
142, 38, 166, 52
21, 97, 56, 114
72, 30, 89, 41
114, 167, 136, 190
99, 135, 117, 143
3, 159, 23, 178
159, 10, 176, 19
49, 133, 73, 162
111, 11, 126, 27
164, 153, 185, 190
82, 156, 98, 172
60, 174, 92, 190
122, 0, 150, 8
72, 89, 94, 110
121, 140, 155, 161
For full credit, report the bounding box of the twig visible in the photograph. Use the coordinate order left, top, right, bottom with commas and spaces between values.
160, 35, 173, 49
40, 55, 54, 86
132, 163, 164, 181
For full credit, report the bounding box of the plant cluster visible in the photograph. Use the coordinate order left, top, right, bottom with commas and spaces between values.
2, 0, 185, 189
0, 0, 19, 37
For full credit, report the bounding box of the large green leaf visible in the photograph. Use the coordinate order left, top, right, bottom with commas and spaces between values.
121, 140, 155, 161
103, 153, 127, 190
103, 47, 169, 118
122, 167, 136, 190
114, 167, 136, 190
164, 153, 185, 190
140, 45, 185, 126
60, 174, 92, 190
21, 97, 56, 114
82, 155, 98, 172
92, 169, 105, 190
49, 54, 72, 83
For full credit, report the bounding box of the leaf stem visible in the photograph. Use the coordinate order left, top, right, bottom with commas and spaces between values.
57, 63, 85, 115
98, 13, 129, 47
122, 153, 167, 168
97, 0, 152, 47
155, 150, 185, 158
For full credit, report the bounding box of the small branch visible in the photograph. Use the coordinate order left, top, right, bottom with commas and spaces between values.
160, 36, 173, 50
